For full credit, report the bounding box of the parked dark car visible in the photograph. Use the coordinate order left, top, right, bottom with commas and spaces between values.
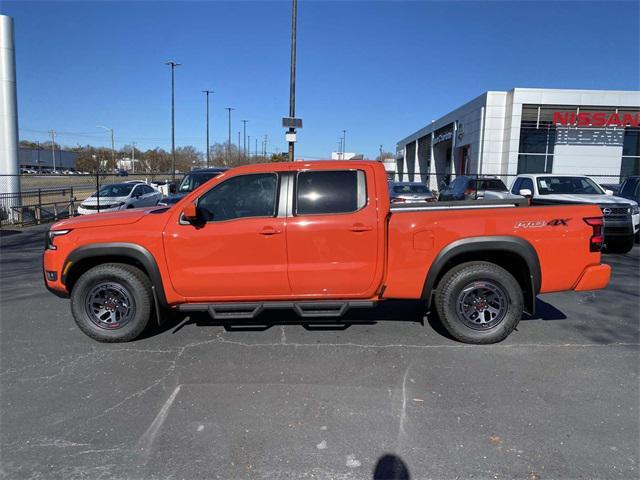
159, 167, 228, 205
618, 176, 640, 240
618, 176, 640, 204
388, 182, 435, 203
438, 176, 516, 201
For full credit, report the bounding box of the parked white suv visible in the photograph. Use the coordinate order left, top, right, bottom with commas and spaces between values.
77, 182, 162, 215
510, 174, 639, 253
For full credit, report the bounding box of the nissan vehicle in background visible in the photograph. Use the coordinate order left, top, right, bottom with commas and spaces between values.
511, 174, 640, 253
77, 182, 162, 215
388, 182, 436, 203
438, 176, 518, 201
159, 167, 228, 205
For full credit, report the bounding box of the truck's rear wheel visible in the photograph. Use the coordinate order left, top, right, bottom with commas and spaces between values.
435, 261, 523, 344
70, 263, 153, 342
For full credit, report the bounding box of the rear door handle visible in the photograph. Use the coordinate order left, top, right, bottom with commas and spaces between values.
259, 226, 282, 235
349, 223, 373, 232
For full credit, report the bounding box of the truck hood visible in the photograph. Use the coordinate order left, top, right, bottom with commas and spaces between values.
80, 195, 128, 206
535, 194, 637, 206
51, 207, 167, 230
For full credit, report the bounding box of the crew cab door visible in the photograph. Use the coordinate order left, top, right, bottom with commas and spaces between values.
163, 172, 290, 300
286, 167, 380, 297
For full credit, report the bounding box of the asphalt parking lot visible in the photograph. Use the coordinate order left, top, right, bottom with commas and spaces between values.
1, 225, 638, 480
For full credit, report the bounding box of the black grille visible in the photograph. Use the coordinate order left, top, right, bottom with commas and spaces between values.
81, 203, 117, 210
600, 206, 630, 216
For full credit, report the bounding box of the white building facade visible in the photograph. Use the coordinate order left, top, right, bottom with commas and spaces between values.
396, 88, 640, 188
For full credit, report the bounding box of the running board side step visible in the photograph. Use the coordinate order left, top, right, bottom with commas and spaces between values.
177, 301, 376, 320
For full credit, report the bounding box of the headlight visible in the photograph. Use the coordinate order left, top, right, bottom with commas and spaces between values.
45, 229, 70, 250
632, 205, 639, 215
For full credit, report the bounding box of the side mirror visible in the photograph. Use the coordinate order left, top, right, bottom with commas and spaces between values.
169, 183, 177, 194
605, 189, 614, 196
519, 189, 532, 197
182, 203, 199, 222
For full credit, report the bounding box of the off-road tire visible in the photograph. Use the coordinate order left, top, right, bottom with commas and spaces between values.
70, 263, 153, 342
434, 261, 523, 344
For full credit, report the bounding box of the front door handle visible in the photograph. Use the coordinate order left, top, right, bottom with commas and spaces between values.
349, 223, 373, 232
259, 226, 282, 235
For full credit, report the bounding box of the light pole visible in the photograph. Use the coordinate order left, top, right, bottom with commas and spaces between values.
247, 135, 251, 160
96, 125, 115, 169
225, 107, 234, 163
241, 120, 248, 160
202, 89, 214, 167
342, 129, 347, 160
164, 60, 181, 180
287, 0, 297, 162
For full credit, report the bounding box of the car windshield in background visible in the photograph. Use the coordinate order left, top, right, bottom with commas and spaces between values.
92, 184, 134, 197
393, 184, 430, 194
536, 176, 604, 195
475, 179, 507, 191
178, 173, 218, 193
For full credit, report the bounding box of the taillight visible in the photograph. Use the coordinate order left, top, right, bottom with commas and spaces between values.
464, 188, 475, 196
584, 217, 604, 252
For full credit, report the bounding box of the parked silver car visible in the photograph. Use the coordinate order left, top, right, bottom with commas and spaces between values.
77, 182, 162, 215
388, 182, 436, 204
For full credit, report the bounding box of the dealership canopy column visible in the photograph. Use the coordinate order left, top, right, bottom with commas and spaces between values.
0, 15, 20, 201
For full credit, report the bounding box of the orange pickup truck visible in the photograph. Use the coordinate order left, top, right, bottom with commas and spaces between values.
43, 161, 611, 344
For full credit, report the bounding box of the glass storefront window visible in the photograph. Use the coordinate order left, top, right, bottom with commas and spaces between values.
623, 129, 640, 157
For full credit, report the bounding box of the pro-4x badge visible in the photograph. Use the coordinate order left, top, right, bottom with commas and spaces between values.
514, 218, 571, 228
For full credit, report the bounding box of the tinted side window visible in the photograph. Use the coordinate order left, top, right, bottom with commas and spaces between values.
296, 170, 366, 215
141, 185, 154, 194
511, 178, 522, 194
198, 173, 277, 222
620, 178, 638, 197
521, 178, 534, 192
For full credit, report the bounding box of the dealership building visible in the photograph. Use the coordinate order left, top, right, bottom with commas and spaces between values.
395, 88, 640, 189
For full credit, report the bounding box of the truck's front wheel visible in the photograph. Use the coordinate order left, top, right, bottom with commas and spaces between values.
435, 261, 523, 344
70, 263, 153, 342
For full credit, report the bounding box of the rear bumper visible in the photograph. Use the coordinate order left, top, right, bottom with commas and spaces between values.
574, 264, 611, 291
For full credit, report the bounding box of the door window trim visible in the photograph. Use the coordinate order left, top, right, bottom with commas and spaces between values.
179, 172, 281, 225
292, 169, 368, 217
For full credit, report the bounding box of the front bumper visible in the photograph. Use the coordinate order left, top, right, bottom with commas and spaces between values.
603, 218, 635, 237
574, 264, 611, 291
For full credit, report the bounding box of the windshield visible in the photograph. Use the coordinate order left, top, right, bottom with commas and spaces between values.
393, 184, 430, 194
178, 172, 220, 193
92, 184, 134, 197
475, 179, 507, 191
536, 176, 604, 195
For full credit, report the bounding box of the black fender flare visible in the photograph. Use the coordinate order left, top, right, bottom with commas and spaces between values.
421, 236, 541, 314
61, 242, 169, 308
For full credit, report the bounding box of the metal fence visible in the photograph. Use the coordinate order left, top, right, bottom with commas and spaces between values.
0, 170, 631, 228
0, 172, 178, 227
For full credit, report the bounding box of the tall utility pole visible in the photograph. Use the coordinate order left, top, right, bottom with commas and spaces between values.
202, 89, 214, 167
49, 130, 56, 172
131, 141, 136, 173
255, 138, 258, 158
287, 0, 297, 162
241, 120, 248, 160
225, 107, 234, 163
164, 60, 181, 180
379, 144, 383, 161
338, 138, 342, 160
238, 131, 241, 162
342, 129, 347, 160
247, 135, 251, 159
97, 125, 115, 169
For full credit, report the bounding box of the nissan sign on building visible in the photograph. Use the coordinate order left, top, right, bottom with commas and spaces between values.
395, 88, 640, 189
